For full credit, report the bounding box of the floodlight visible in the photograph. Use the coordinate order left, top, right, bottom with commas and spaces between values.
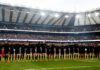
95, 12, 99, 16
40, 12, 46, 16
65, 15, 69, 18
76, 15, 80, 19
26, 12, 30, 13
54, 13, 59, 18
87, 14, 91, 17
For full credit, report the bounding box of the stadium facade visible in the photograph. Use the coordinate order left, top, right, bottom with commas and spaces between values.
0, 4, 100, 62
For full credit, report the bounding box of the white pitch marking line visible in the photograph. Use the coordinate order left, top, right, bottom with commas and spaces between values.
77, 60, 96, 62
25, 69, 35, 70
25, 65, 100, 70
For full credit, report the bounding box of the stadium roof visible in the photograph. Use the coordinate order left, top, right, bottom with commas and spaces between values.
0, 4, 100, 27
1, 0, 100, 12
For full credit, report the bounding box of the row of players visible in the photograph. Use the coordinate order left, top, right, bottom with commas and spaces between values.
0, 43, 100, 62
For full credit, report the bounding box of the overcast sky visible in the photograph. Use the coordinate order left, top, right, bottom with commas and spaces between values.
0, 0, 100, 12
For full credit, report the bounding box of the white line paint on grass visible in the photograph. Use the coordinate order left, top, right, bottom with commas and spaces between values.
77, 60, 96, 62
25, 65, 100, 70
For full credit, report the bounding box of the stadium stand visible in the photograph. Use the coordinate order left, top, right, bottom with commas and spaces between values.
0, 4, 100, 62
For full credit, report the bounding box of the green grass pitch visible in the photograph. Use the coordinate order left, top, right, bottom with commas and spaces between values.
0, 59, 100, 70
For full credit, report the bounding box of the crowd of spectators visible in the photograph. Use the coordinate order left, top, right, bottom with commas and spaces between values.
0, 33, 100, 40
0, 24, 100, 32
0, 24, 100, 41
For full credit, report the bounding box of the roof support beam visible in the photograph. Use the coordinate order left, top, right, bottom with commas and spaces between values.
41, 15, 49, 25
87, 17, 91, 25
2, 7, 5, 22
77, 19, 80, 25
99, 16, 100, 20
52, 15, 64, 25
9, 8, 13, 22
29, 14, 36, 24
62, 18, 67, 26
23, 12, 29, 23
34, 16, 41, 25
91, 17, 97, 24
84, 13, 86, 25
67, 14, 75, 26
16, 8, 22, 23
47, 18, 54, 25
